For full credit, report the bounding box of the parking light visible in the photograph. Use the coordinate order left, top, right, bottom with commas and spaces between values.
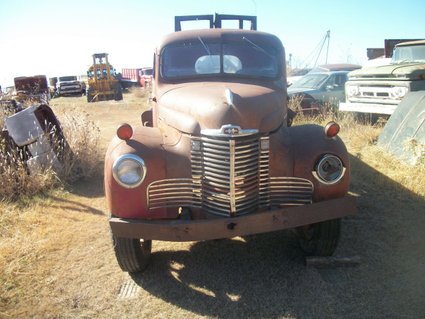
325, 121, 340, 138
117, 123, 133, 140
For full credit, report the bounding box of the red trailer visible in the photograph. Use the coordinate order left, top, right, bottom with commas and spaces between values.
120, 68, 142, 89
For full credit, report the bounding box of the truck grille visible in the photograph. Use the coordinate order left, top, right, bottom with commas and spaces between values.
191, 133, 262, 216
147, 132, 313, 217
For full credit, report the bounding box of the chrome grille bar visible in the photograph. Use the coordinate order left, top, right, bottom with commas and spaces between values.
147, 179, 201, 209
147, 132, 313, 215
196, 133, 261, 216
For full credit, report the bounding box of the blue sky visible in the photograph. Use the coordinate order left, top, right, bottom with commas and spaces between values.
1, 0, 424, 87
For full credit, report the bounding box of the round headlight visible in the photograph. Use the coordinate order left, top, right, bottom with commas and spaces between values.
314, 154, 345, 185
112, 154, 146, 188
347, 85, 359, 98
390, 86, 408, 99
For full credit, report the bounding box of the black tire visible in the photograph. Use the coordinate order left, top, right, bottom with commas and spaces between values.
297, 219, 341, 256
87, 88, 94, 102
114, 83, 123, 101
112, 235, 152, 273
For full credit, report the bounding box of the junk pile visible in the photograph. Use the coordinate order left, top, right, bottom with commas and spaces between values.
1, 75, 69, 175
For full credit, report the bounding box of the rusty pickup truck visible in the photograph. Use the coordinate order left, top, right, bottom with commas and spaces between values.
104, 14, 357, 273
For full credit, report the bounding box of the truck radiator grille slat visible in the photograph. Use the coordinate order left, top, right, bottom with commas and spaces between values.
147, 134, 314, 216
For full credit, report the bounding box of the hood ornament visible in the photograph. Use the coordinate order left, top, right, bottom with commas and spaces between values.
225, 88, 234, 107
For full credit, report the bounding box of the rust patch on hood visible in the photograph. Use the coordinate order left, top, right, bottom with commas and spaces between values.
158, 82, 285, 134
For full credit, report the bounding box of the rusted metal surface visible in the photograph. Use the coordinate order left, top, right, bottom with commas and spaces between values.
2, 103, 68, 174
13, 75, 50, 104
110, 196, 357, 241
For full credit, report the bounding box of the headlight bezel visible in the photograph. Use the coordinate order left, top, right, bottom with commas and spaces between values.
346, 84, 359, 98
313, 154, 346, 185
112, 154, 147, 188
390, 86, 409, 99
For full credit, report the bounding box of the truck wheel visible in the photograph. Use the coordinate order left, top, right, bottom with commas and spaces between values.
114, 84, 123, 101
297, 219, 340, 256
112, 235, 152, 273
87, 88, 93, 102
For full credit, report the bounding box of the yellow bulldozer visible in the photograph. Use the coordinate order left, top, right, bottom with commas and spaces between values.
86, 53, 123, 102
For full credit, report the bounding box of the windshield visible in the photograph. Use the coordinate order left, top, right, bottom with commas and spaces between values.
59, 76, 77, 81
290, 74, 328, 89
392, 44, 425, 63
143, 69, 153, 76
161, 39, 280, 79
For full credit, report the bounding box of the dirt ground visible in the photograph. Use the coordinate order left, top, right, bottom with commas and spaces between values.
2, 94, 425, 318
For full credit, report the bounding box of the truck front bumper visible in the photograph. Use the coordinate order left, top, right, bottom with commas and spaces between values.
58, 88, 82, 95
339, 102, 397, 115
109, 195, 357, 242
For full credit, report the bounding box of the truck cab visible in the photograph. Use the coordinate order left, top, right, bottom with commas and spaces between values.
104, 14, 357, 273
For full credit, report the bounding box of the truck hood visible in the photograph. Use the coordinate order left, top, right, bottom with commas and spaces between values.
349, 62, 425, 79
158, 83, 285, 135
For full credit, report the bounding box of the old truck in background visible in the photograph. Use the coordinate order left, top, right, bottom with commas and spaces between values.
105, 14, 357, 273
120, 67, 153, 89
55, 75, 86, 97
13, 75, 51, 103
139, 67, 153, 88
120, 68, 141, 90
340, 40, 425, 116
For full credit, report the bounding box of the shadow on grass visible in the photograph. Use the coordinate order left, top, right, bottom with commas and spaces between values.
128, 154, 425, 318
46, 194, 105, 216
67, 171, 105, 198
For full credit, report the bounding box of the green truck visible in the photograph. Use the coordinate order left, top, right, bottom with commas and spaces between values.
339, 40, 425, 116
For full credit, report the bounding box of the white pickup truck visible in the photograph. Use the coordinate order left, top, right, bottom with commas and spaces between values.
56, 75, 86, 96
339, 40, 425, 115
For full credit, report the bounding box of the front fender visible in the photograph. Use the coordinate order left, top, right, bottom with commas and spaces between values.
104, 126, 168, 219
271, 124, 350, 201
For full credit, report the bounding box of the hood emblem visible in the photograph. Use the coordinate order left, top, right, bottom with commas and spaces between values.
225, 88, 234, 107
221, 124, 241, 135
202, 125, 258, 137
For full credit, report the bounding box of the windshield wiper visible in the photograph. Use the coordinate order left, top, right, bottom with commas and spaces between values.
198, 36, 211, 55
242, 36, 273, 58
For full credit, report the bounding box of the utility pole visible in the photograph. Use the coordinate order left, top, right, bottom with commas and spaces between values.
314, 30, 331, 67
325, 30, 330, 64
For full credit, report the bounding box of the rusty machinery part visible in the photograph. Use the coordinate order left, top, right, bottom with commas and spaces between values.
3, 104, 71, 174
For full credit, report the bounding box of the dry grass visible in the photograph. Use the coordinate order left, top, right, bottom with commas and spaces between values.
1, 92, 424, 318
290, 97, 425, 197
0, 104, 101, 200
57, 111, 101, 182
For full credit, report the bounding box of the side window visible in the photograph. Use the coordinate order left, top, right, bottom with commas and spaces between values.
326, 74, 336, 87
335, 74, 347, 87
327, 74, 346, 88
